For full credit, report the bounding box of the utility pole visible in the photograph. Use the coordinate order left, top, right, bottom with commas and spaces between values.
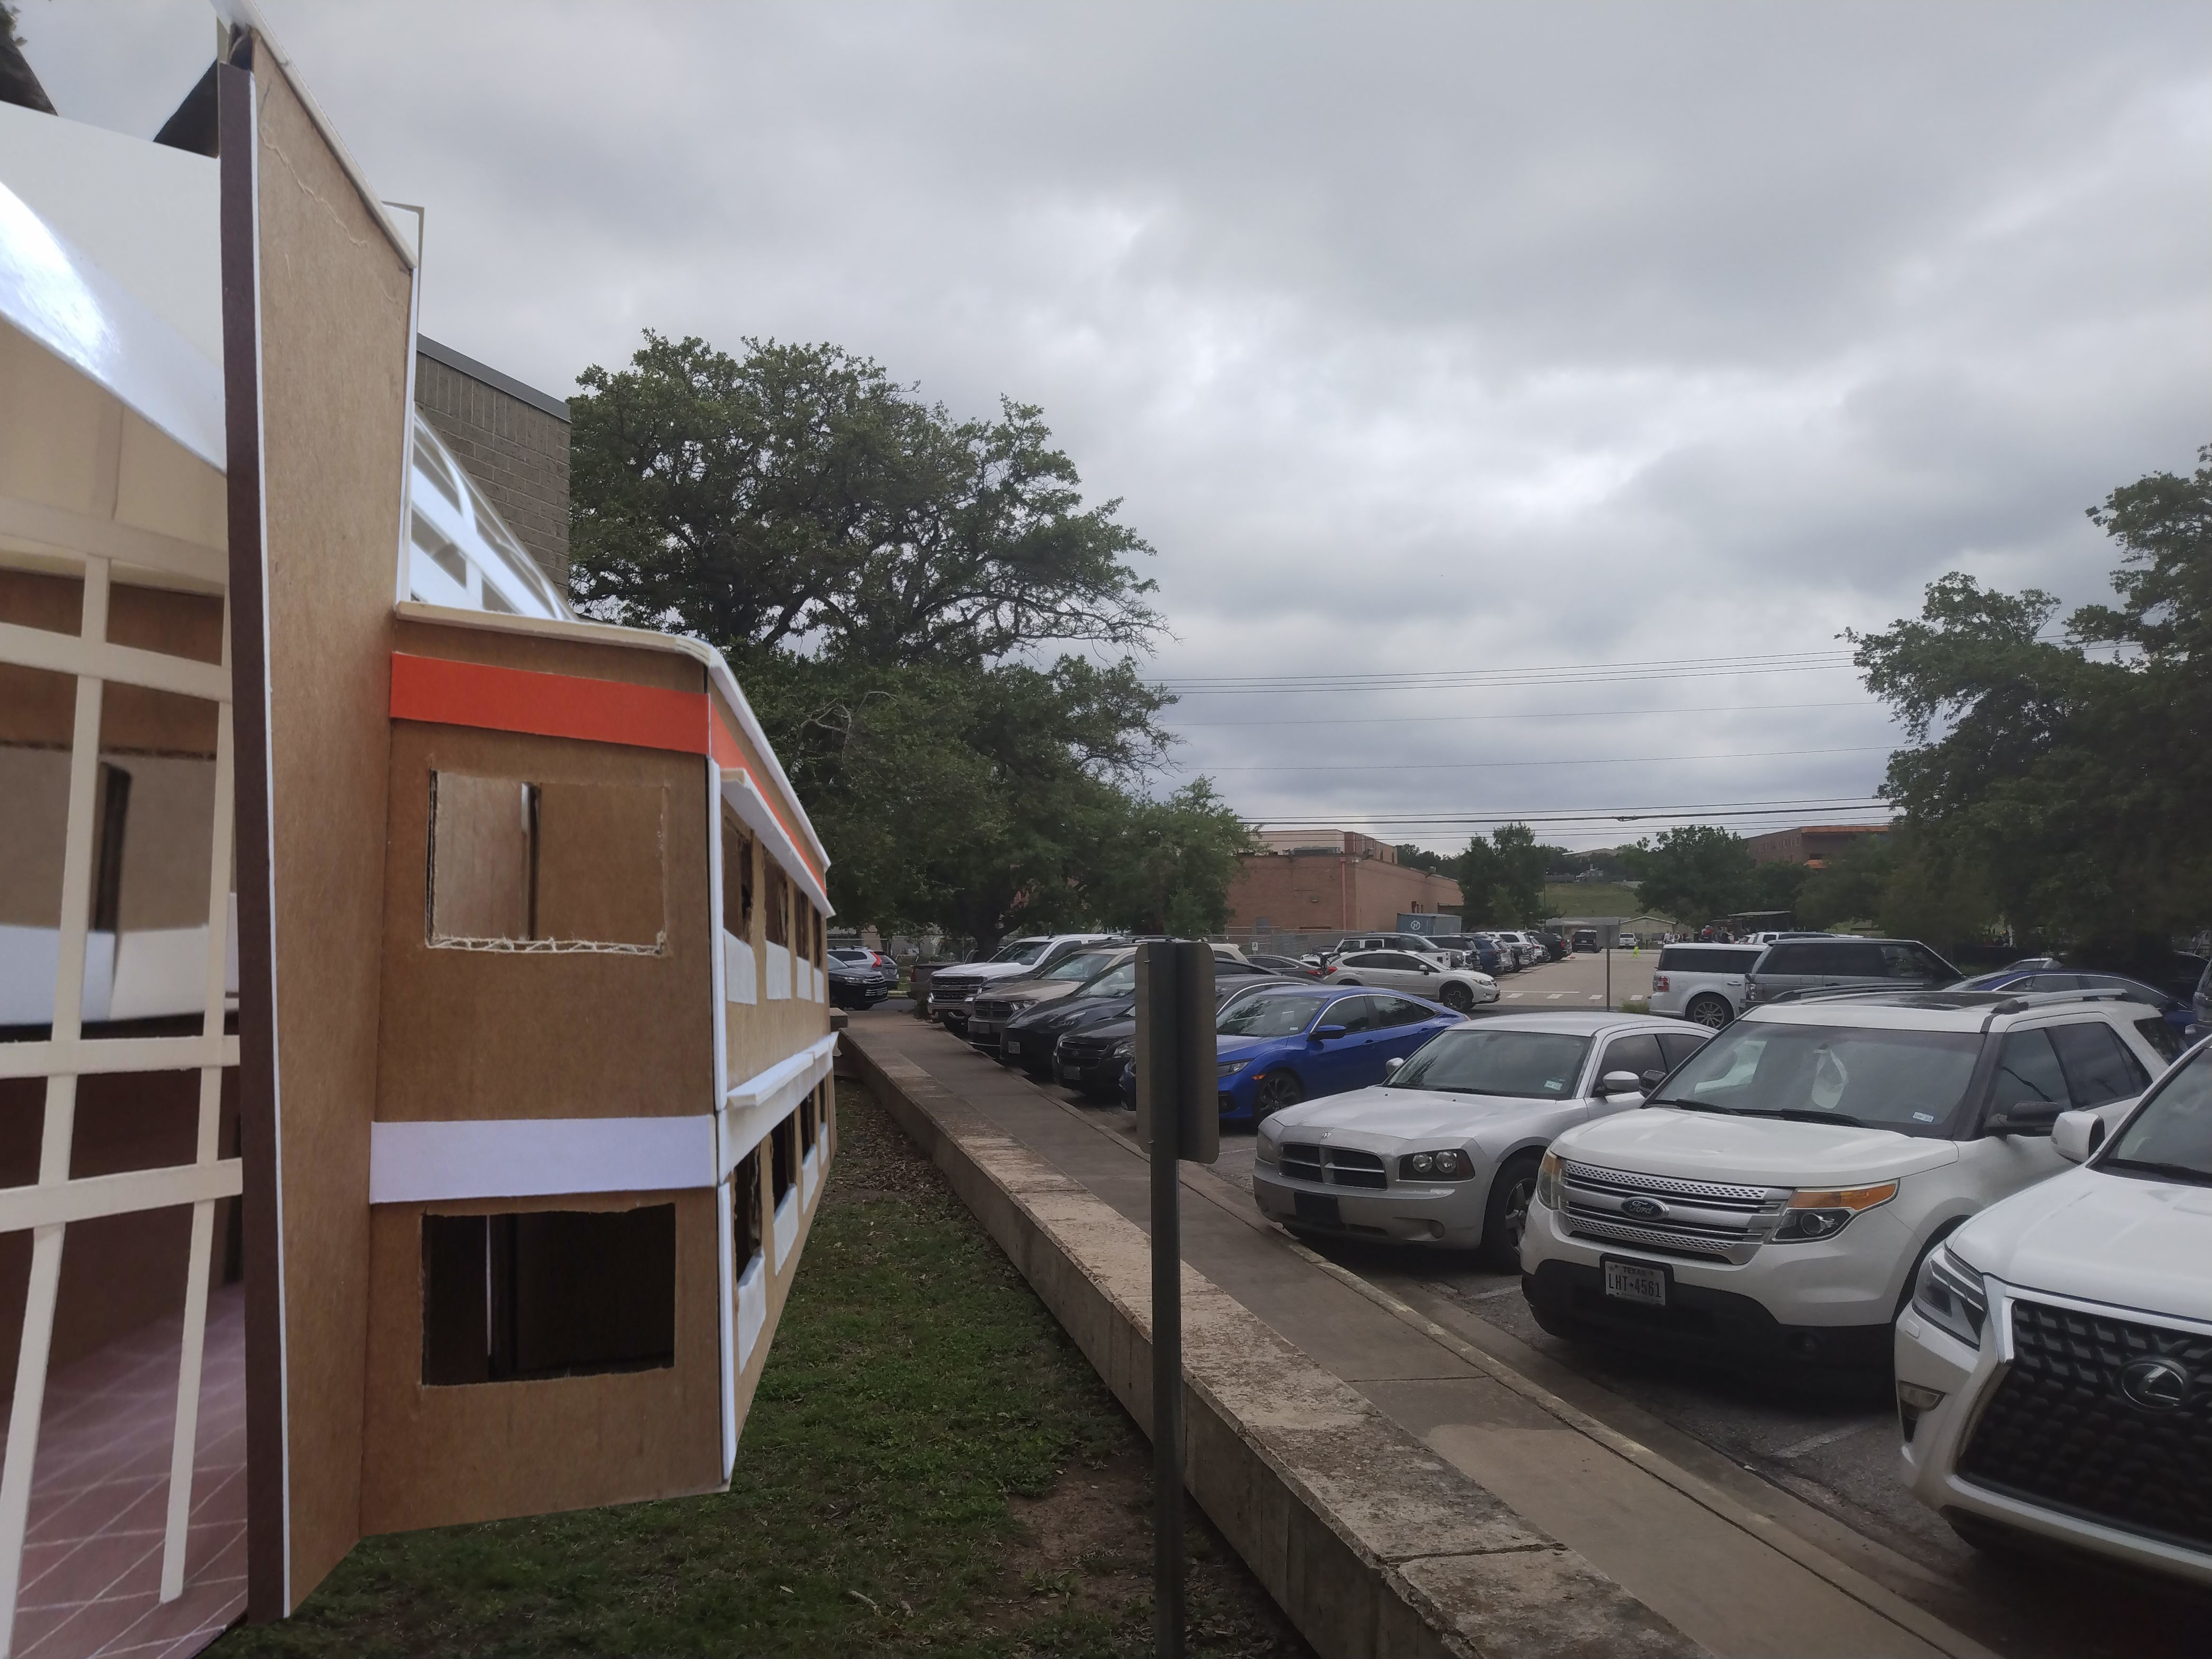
1134, 941, 1219, 1659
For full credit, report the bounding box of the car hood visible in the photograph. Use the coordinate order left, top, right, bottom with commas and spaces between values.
1267, 1085, 1563, 1141
1951, 1168, 2212, 1325
981, 976, 1084, 1003
932, 962, 1043, 986
1010, 993, 1129, 1030
1551, 1108, 1959, 1187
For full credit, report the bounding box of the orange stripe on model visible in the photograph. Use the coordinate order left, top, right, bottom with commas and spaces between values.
389, 653, 825, 892
390, 652, 710, 755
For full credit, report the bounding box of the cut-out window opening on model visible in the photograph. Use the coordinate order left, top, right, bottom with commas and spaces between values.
770, 1115, 795, 1209
421, 1206, 677, 1385
800, 1086, 818, 1157
764, 859, 789, 949
720, 803, 753, 939
426, 770, 667, 954
733, 1147, 763, 1270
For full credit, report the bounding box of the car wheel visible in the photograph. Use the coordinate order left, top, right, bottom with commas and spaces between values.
1440, 982, 1474, 1013
1686, 994, 1732, 1029
1254, 1072, 1305, 1121
1334, 978, 1362, 986
1482, 1153, 1542, 1269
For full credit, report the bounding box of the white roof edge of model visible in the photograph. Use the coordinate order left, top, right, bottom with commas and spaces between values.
392, 600, 835, 879
0, 177, 225, 471
209, 0, 420, 272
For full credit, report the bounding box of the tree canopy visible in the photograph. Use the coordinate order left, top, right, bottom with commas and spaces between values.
1455, 824, 1555, 926
1849, 444, 2212, 957
570, 334, 1160, 666
568, 333, 1244, 948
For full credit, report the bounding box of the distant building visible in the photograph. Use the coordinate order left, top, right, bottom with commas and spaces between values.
1228, 832, 1462, 936
413, 334, 572, 591
1744, 824, 1892, 869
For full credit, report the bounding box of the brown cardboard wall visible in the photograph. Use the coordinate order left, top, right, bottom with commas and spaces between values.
247, 52, 414, 1607
392, 616, 701, 694
379, 717, 713, 1121
359, 1189, 723, 1532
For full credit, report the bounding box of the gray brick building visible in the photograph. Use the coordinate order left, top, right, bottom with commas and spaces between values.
414, 336, 572, 591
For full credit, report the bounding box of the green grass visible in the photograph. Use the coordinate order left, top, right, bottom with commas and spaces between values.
1541, 882, 1643, 919
212, 1084, 1307, 1658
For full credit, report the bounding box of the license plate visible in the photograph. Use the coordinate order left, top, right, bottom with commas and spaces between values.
1603, 1258, 1667, 1307
1293, 1191, 1342, 1227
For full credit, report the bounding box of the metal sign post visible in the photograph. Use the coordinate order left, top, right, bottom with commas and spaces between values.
1134, 940, 1217, 1659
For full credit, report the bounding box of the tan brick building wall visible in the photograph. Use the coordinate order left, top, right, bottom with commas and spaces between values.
414, 336, 571, 589
1226, 832, 1463, 935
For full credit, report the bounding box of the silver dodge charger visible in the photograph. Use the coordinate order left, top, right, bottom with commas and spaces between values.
1252, 1012, 1711, 1263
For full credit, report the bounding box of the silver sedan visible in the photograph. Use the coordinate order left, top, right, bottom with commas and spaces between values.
1251, 1012, 1710, 1263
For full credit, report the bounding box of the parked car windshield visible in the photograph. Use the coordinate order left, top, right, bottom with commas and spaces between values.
1076, 961, 1138, 999
1042, 951, 1120, 982
990, 940, 1051, 964
1393, 1028, 1594, 1099
1648, 1021, 1983, 1134
1217, 993, 1330, 1038
2101, 1045, 2212, 1186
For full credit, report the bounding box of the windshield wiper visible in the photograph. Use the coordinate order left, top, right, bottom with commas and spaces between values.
2102, 1158, 2212, 1188
1748, 1108, 1867, 1127
1645, 1098, 1734, 1114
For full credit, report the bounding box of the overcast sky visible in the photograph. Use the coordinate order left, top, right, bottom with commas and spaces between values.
21, 1, 2209, 851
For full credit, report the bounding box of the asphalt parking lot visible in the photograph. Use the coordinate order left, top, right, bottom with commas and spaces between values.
893, 951, 2212, 1658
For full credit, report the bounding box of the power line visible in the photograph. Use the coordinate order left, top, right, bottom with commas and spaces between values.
1159, 647, 1850, 689
1188, 744, 1891, 774
1162, 662, 1858, 696
1245, 794, 1889, 828
1170, 698, 1884, 728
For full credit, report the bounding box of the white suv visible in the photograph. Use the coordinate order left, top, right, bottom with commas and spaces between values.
1520, 989, 2168, 1372
1647, 942, 1764, 1029
1895, 1037, 2212, 1587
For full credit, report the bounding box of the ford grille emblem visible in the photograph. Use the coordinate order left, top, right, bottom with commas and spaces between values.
1621, 1196, 1666, 1220
2117, 1358, 2190, 1412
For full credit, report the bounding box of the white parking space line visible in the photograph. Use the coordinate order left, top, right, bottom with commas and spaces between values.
1505, 993, 1525, 1000
1773, 1421, 1880, 1460
1546, 993, 1563, 1000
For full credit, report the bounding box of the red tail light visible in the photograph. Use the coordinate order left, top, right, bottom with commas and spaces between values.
1653, 975, 1669, 991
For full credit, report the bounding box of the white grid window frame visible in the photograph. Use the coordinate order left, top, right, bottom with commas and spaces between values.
0, 549, 243, 1648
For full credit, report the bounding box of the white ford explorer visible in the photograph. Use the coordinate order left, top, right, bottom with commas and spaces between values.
1520, 989, 2169, 1372
1894, 1036, 2212, 1588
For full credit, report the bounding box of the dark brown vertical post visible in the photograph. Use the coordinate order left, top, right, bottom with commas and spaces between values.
218, 41, 289, 1624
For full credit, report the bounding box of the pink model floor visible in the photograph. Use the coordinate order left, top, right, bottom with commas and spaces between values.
6, 1283, 247, 1659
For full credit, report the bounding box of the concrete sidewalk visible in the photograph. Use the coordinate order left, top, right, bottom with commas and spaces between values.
845, 1010, 1995, 1659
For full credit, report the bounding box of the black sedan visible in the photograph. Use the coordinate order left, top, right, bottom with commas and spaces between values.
827, 954, 894, 1009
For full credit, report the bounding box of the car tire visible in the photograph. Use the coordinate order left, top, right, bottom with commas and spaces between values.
1441, 982, 1474, 1013
1482, 1153, 1543, 1269
1334, 978, 1362, 986
1686, 994, 1732, 1029
1254, 1072, 1305, 1121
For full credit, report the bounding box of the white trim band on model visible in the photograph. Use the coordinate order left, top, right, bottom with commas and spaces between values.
368, 1116, 716, 1204
364, 1036, 838, 1203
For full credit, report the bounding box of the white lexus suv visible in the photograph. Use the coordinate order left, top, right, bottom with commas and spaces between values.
1520, 989, 2168, 1372
1895, 1036, 2212, 1587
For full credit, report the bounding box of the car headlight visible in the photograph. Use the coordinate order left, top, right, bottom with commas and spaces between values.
1911, 1243, 1988, 1349
1772, 1182, 1897, 1243
1110, 1037, 1134, 1061
1535, 1151, 1564, 1210
1255, 1132, 1280, 1167
1218, 1058, 1250, 1076
1396, 1149, 1475, 1181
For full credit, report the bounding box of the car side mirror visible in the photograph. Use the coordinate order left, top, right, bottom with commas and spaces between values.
1987, 1100, 2061, 1137
1595, 1070, 1643, 1097
1383, 1057, 1404, 1079
2052, 1109, 2107, 1163
1312, 1024, 1348, 1043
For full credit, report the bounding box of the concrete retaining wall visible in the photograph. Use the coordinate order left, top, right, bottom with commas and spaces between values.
839, 1037, 1701, 1659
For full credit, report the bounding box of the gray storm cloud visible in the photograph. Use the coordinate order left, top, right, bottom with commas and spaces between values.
24, 0, 2208, 848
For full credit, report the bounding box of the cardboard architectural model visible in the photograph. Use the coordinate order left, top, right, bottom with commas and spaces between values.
0, 9, 835, 1652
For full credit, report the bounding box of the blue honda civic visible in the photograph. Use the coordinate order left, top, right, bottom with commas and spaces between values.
1118, 985, 1464, 1124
